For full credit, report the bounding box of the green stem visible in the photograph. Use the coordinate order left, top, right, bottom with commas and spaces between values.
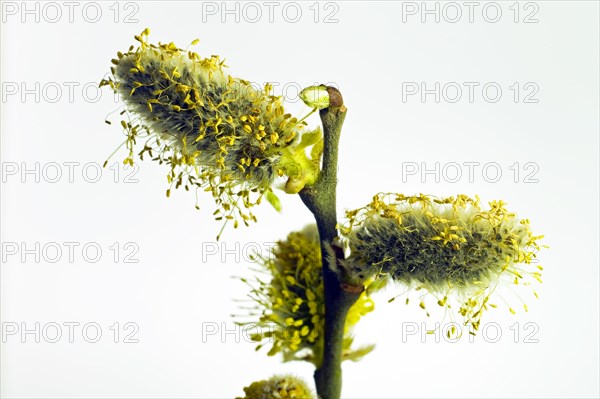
299, 87, 362, 399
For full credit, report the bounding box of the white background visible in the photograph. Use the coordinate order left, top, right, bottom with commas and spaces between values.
1, 1, 599, 398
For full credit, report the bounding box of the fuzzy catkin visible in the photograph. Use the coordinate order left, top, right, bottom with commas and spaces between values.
239, 225, 374, 365
101, 30, 315, 229
112, 43, 298, 185
340, 193, 544, 331
238, 375, 315, 399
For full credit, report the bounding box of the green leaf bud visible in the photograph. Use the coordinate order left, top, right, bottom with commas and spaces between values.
299, 85, 330, 109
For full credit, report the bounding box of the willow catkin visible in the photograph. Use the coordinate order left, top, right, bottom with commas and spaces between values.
101, 29, 319, 231
238, 374, 315, 399
238, 225, 374, 364
340, 193, 544, 332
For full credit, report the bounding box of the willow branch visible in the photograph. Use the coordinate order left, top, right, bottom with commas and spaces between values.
299, 87, 362, 399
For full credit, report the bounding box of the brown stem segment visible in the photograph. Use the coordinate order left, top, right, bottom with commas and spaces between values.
299, 87, 362, 399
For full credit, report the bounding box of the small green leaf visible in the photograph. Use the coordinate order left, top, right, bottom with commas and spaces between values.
298, 127, 322, 149
310, 138, 324, 161
266, 190, 282, 212
366, 276, 391, 296
343, 344, 376, 362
